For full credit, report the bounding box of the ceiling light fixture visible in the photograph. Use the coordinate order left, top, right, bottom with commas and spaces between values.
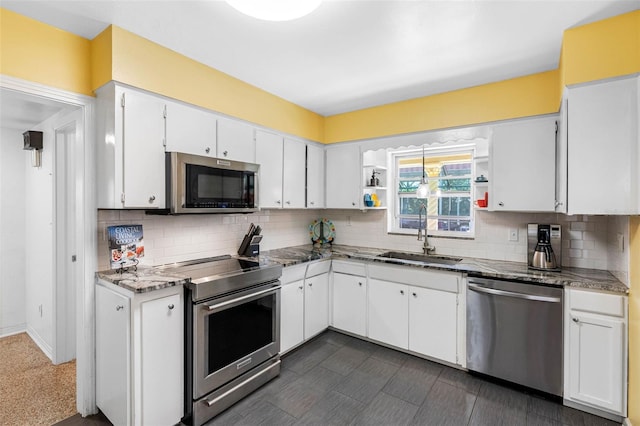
226, 0, 322, 21
416, 145, 430, 199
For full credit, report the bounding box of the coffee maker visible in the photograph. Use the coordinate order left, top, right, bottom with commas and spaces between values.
527, 224, 562, 271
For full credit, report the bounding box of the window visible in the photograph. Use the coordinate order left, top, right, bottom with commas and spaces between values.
390, 148, 474, 237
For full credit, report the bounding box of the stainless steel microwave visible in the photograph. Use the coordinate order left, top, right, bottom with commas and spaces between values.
166, 152, 259, 214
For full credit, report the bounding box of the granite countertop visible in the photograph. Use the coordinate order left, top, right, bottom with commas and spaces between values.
259, 244, 629, 295
96, 266, 191, 293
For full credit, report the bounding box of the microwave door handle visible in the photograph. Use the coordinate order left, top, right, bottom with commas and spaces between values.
205, 286, 281, 311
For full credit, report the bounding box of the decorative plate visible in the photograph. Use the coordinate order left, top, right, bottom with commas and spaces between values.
309, 218, 336, 244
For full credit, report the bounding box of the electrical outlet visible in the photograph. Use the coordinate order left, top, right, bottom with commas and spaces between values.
617, 233, 624, 253
347, 216, 352, 227
508, 228, 518, 241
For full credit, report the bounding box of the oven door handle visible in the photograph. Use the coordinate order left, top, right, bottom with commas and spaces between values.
467, 283, 561, 303
204, 285, 281, 311
204, 359, 281, 407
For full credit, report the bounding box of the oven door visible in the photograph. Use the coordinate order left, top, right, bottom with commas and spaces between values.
193, 282, 280, 399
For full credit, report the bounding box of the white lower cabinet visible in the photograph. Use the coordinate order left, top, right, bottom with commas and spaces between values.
331, 272, 367, 337
368, 279, 409, 349
408, 286, 457, 364
96, 283, 184, 426
279, 261, 330, 353
564, 289, 627, 418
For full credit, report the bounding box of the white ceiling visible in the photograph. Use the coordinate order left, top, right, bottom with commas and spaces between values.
2, 0, 640, 117
0, 88, 76, 130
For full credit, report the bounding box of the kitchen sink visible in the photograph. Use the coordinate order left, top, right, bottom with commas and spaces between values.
377, 251, 462, 265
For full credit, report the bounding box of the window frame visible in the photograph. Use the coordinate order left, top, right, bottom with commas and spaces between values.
388, 146, 476, 238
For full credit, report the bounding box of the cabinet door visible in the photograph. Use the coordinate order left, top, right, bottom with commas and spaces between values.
283, 138, 306, 208
96, 285, 130, 426
217, 118, 255, 163
255, 130, 284, 208
368, 279, 408, 349
409, 287, 457, 364
490, 116, 557, 211
326, 144, 361, 208
140, 293, 183, 426
121, 89, 166, 208
567, 77, 639, 214
568, 311, 625, 414
281, 280, 305, 353
304, 273, 329, 338
165, 100, 217, 156
555, 96, 568, 213
332, 273, 366, 336
306, 144, 325, 208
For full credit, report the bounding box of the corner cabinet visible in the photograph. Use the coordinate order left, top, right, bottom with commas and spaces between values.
325, 144, 361, 208
96, 83, 166, 209
564, 289, 627, 420
566, 76, 639, 214
96, 282, 184, 426
489, 115, 557, 212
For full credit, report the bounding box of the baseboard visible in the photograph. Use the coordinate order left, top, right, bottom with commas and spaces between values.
563, 398, 623, 423
0, 324, 27, 339
624, 418, 632, 426
26, 326, 53, 360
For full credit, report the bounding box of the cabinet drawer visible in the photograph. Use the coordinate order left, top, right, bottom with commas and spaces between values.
368, 263, 458, 293
569, 289, 625, 317
331, 260, 366, 276
281, 264, 307, 284
306, 260, 331, 278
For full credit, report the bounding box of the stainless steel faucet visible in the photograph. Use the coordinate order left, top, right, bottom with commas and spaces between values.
417, 203, 435, 254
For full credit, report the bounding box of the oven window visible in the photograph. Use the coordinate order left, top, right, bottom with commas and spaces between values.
206, 293, 275, 374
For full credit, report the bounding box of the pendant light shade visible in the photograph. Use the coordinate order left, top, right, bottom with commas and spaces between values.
416, 145, 429, 198
226, 0, 322, 21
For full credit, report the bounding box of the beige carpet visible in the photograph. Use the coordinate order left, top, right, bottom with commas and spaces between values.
0, 333, 76, 425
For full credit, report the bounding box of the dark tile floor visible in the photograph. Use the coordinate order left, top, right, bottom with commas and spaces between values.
207, 330, 620, 426
58, 330, 621, 426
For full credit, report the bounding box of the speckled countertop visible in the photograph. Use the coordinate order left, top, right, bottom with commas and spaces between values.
96, 266, 190, 293
97, 244, 628, 295
259, 244, 629, 295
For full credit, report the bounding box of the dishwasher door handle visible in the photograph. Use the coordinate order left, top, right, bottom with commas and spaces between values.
468, 283, 561, 303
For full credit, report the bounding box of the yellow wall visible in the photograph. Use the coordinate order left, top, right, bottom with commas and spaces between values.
629, 217, 640, 424
562, 10, 640, 87
324, 70, 560, 143
0, 8, 92, 96
96, 26, 325, 142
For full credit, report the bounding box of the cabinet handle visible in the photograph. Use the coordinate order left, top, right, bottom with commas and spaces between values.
498, 201, 504, 207
149, 195, 156, 203
412, 292, 417, 297
310, 201, 315, 205
298, 286, 303, 290
352, 202, 356, 206
308, 283, 313, 287
286, 201, 291, 205
205, 147, 211, 154
116, 305, 124, 311
223, 150, 228, 157
572, 317, 580, 323
168, 304, 175, 310
358, 282, 363, 287
276, 200, 281, 205
400, 290, 404, 295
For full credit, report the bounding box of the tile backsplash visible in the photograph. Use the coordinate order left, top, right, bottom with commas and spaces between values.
97, 208, 629, 286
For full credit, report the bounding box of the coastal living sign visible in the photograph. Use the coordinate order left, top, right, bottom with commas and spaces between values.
107, 224, 144, 269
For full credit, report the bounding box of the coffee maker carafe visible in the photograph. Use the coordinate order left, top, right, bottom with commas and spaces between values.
527, 224, 562, 271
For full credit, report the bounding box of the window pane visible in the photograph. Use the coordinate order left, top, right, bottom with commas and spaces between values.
438, 219, 471, 233
399, 198, 424, 215
399, 217, 421, 230
437, 178, 471, 192
438, 197, 471, 216
398, 180, 420, 193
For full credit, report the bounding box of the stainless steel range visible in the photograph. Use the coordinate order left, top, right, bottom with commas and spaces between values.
166, 256, 282, 426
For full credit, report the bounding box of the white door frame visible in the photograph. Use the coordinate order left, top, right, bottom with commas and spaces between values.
1, 75, 97, 416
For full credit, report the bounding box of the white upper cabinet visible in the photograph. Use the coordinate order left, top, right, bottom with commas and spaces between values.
255, 130, 284, 208
96, 83, 166, 209
490, 115, 557, 212
306, 144, 325, 208
165, 100, 217, 157
326, 144, 361, 209
567, 76, 639, 215
217, 118, 256, 163
283, 138, 306, 208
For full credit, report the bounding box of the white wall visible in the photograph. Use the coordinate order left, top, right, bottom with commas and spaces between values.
0, 127, 27, 337
24, 118, 55, 355
96, 207, 629, 287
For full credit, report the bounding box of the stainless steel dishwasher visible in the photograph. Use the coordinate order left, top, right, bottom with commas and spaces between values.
466, 277, 563, 396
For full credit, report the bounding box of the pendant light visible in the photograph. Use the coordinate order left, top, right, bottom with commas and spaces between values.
416, 145, 430, 199
226, 0, 322, 21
